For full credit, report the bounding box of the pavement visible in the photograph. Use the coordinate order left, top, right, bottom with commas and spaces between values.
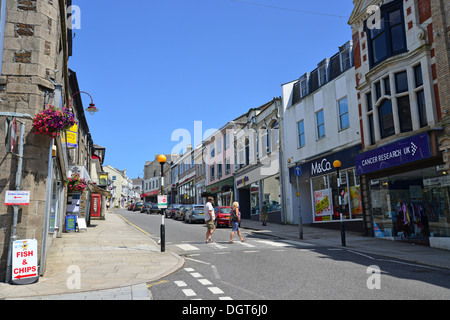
0, 209, 449, 300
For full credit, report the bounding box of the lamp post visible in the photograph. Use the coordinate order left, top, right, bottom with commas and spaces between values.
158, 155, 166, 252
69, 91, 99, 115
333, 160, 346, 247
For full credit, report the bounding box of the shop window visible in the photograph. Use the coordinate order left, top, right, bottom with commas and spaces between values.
378, 99, 395, 139
369, 167, 450, 239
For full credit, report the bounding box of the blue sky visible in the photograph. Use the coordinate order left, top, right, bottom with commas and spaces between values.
70, 0, 354, 179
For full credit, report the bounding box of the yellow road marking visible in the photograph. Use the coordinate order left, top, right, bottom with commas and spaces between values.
117, 214, 151, 236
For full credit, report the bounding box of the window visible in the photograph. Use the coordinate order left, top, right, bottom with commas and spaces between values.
245, 138, 250, 165
368, 114, 376, 145
338, 97, 349, 130
297, 120, 305, 148
210, 165, 215, 181
217, 162, 222, 178
217, 138, 222, 154
339, 41, 353, 71
224, 133, 230, 150
318, 59, 329, 86
414, 64, 423, 87
395, 71, 408, 93
397, 95, 412, 132
366, 92, 373, 111
383, 76, 390, 95
366, 0, 406, 67
378, 99, 395, 139
417, 90, 427, 127
210, 143, 215, 158
225, 157, 231, 175
375, 81, 382, 100
299, 73, 310, 98
316, 110, 325, 139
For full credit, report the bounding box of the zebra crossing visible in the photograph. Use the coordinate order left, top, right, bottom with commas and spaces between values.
173, 238, 316, 253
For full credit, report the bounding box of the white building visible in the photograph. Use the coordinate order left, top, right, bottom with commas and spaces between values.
280, 41, 364, 230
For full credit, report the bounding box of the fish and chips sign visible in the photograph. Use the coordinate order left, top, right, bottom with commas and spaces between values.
12, 239, 39, 284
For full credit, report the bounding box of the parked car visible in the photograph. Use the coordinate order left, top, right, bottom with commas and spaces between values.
179, 205, 193, 222
214, 206, 232, 227
150, 204, 162, 214
165, 204, 182, 218
140, 202, 151, 213
128, 203, 135, 211
184, 205, 205, 224
133, 201, 143, 212
174, 205, 189, 220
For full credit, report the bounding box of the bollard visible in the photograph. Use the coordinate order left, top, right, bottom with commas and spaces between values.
160, 214, 165, 252
340, 213, 346, 247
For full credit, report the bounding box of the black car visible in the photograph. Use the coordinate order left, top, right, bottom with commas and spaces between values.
184, 204, 205, 224
165, 204, 182, 218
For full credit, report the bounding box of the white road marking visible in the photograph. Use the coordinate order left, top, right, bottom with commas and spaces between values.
208, 287, 224, 294
191, 272, 203, 278
219, 296, 233, 300
176, 244, 200, 251
174, 281, 187, 287
182, 289, 197, 297
256, 240, 291, 247
198, 279, 213, 285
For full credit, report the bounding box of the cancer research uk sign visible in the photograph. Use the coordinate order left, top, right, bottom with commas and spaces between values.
355, 133, 431, 175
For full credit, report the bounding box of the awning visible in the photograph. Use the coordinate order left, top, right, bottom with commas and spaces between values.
141, 190, 159, 197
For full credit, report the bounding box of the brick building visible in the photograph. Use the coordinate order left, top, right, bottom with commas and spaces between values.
349, 0, 450, 248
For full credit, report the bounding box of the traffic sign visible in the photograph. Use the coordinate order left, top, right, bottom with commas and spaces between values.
12, 239, 39, 284
5, 190, 30, 206
294, 165, 302, 176
158, 195, 167, 209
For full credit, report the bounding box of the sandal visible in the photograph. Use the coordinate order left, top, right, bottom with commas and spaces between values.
229, 240, 234, 244
241, 239, 246, 242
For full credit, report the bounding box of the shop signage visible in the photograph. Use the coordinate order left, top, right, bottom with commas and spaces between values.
12, 239, 39, 284
355, 133, 430, 175
5, 190, 30, 206
236, 176, 249, 186
289, 144, 362, 180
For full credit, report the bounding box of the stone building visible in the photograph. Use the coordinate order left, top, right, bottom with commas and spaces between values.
0, 0, 73, 281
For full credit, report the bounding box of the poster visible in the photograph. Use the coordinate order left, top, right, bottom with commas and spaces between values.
314, 189, 332, 219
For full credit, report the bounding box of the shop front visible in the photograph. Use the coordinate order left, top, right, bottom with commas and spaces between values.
355, 132, 449, 246
289, 144, 363, 229
235, 160, 281, 221
206, 177, 234, 208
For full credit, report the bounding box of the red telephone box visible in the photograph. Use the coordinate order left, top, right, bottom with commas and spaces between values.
91, 194, 101, 218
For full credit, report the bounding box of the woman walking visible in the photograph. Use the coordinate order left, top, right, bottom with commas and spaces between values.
229, 201, 245, 243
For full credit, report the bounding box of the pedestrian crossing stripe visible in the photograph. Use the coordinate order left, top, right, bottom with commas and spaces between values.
174, 239, 314, 251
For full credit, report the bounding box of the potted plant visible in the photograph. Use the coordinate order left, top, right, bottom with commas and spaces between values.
66, 173, 88, 192
32, 105, 76, 138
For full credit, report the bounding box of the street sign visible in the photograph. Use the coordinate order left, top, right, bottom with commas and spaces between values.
12, 239, 39, 284
294, 165, 302, 176
158, 195, 168, 209
5, 190, 30, 206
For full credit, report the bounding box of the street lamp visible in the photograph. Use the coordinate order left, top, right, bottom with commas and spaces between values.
68, 91, 99, 115
158, 155, 166, 252
333, 160, 346, 246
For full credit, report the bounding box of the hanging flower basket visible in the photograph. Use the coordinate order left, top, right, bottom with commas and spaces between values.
32, 105, 76, 138
66, 173, 88, 193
